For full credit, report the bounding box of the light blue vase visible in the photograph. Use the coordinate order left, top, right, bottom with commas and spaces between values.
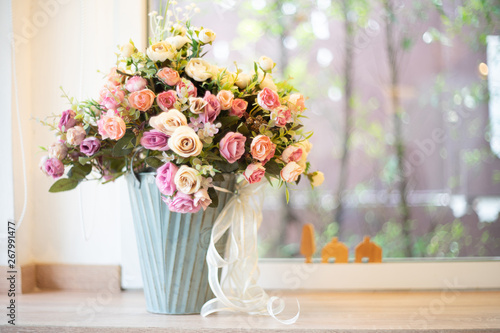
127, 172, 236, 314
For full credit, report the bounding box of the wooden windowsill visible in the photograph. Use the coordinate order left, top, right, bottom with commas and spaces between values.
2, 290, 500, 332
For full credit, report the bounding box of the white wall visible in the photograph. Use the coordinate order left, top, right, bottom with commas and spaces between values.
0, 0, 15, 267
6, 0, 146, 271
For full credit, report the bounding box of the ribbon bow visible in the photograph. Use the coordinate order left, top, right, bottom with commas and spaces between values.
201, 182, 300, 324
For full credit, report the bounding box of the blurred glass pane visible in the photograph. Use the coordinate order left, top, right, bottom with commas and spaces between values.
150, 0, 500, 259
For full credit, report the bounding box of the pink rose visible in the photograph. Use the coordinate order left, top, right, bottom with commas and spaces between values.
280, 161, 303, 183
140, 130, 169, 151
176, 78, 197, 98
157, 90, 178, 112
164, 192, 201, 214
128, 89, 156, 112
201, 91, 221, 123
157, 68, 181, 86
250, 135, 276, 165
97, 110, 126, 140
282, 145, 303, 163
155, 162, 178, 196
274, 106, 291, 128
43, 157, 64, 179
80, 137, 101, 156
244, 163, 265, 184
219, 132, 246, 164
105, 67, 122, 88
230, 99, 248, 117
287, 93, 305, 113
193, 188, 212, 211
125, 76, 148, 92
100, 88, 125, 110
58, 110, 77, 132
257, 87, 280, 111
216, 90, 234, 110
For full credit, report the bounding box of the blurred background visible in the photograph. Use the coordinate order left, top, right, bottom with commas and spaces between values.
151, 0, 500, 259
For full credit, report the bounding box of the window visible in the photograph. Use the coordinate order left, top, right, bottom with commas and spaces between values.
146, 1, 500, 262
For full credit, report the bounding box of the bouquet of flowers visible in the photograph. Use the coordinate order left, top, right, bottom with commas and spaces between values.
40, 4, 324, 214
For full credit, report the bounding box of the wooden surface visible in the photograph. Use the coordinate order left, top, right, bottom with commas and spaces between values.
1, 290, 499, 332
35, 264, 121, 293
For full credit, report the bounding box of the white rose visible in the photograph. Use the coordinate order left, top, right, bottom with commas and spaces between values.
48, 141, 68, 160
198, 28, 216, 43
235, 73, 252, 89
185, 58, 213, 82
149, 109, 188, 136
174, 165, 202, 194
311, 171, 325, 187
259, 56, 274, 71
120, 43, 135, 58
146, 41, 176, 62
169, 126, 203, 158
165, 35, 190, 50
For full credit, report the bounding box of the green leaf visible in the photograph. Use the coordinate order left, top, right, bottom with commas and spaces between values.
145, 156, 163, 169
212, 173, 225, 182
264, 159, 281, 176
78, 156, 93, 165
208, 187, 219, 208
285, 187, 290, 204
68, 163, 92, 180
213, 160, 239, 173
112, 132, 135, 157
219, 116, 240, 128
237, 123, 250, 136
49, 178, 79, 193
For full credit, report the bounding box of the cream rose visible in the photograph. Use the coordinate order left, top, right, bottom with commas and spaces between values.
198, 28, 216, 43
149, 109, 188, 136
120, 43, 135, 58
165, 35, 190, 49
259, 73, 278, 91
185, 58, 213, 82
217, 90, 234, 110
66, 126, 86, 146
174, 165, 202, 194
172, 23, 187, 36
48, 141, 68, 160
259, 56, 274, 71
147, 41, 175, 62
235, 73, 252, 89
169, 126, 203, 158
295, 140, 312, 170
220, 71, 237, 87
296, 140, 313, 154
188, 97, 207, 114
281, 161, 303, 183
311, 171, 325, 187
287, 93, 306, 113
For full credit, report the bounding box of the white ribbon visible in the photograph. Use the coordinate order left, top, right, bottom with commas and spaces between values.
201, 182, 300, 324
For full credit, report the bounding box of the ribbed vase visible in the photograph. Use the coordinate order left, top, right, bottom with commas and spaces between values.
127, 172, 236, 314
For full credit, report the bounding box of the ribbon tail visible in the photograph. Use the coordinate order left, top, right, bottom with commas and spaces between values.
202, 182, 300, 324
